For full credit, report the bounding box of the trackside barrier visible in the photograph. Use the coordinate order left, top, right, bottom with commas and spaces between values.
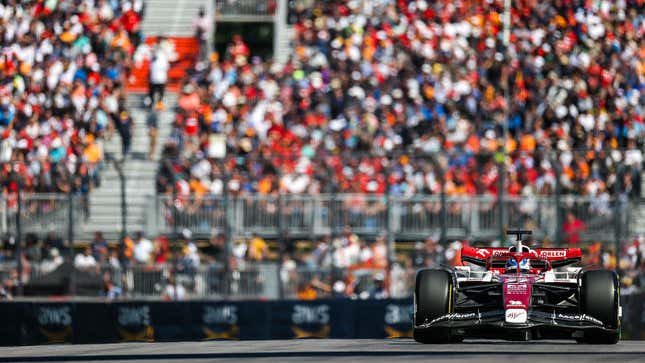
0, 294, 642, 345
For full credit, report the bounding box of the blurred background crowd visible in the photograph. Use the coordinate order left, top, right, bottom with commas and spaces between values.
157, 0, 643, 200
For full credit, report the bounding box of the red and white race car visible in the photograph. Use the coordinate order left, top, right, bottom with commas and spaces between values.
414, 230, 620, 344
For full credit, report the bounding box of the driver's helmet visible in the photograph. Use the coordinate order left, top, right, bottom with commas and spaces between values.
505, 258, 530, 273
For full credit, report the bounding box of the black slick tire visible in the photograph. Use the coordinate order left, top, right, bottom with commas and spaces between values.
413, 269, 455, 343
578, 269, 620, 344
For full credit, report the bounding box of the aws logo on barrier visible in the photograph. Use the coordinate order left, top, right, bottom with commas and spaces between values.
202, 305, 240, 340
116, 306, 154, 342
291, 304, 330, 338
384, 304, 413, 338
36, 306, 73, 343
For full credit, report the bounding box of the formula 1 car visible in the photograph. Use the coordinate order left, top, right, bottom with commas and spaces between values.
414, 230, 620, 344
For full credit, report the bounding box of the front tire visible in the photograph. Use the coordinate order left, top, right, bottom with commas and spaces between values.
414, 269, 455, 343
578, 270, 620, 344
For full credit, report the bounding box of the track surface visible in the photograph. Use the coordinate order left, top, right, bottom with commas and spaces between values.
0, 340, 643, 363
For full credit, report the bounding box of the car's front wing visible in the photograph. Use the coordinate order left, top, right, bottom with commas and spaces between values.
416, 310, 617, 332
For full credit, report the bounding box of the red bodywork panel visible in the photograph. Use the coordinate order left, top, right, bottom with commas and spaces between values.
460, 246, 583, 324
461, 246, 582, 273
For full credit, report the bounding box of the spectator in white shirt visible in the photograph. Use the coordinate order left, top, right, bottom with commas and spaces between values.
147, 45, 170, 109
75, 247, 98, 271
40, 248, 63, 274
133, 232, 154, 265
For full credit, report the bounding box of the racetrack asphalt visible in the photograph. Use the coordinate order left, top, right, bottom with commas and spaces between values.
0, 339, 643, 363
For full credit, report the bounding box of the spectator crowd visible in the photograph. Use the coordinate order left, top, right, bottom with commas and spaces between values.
157, 0, 643, 204
0, 1, 145, 201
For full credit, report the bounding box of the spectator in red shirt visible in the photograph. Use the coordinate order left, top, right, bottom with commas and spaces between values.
563, 213, 586, 246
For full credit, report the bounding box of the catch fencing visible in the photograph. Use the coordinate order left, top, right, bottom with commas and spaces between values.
0, 192, 634, 243
147, 194, 633, 243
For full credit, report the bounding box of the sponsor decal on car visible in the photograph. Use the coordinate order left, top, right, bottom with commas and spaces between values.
506, 283, 528, 294
505, 309, 528, 324
423, 312, 478, 326
556, 313, 603, 325
538, 250, 567, 258
476, 249, 490, 257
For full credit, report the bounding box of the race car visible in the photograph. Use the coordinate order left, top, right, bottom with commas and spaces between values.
414, 230, 620, 344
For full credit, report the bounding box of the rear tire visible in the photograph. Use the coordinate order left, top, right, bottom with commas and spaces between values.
578, 270, 620, 344
414, 269, 455, 343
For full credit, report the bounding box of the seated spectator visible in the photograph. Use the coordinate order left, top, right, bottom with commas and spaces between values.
74, 247, 97, 271
40, 248, 63, 275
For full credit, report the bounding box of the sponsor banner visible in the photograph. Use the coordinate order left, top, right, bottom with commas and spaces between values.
112, 303, 156, 342
269, 300, 354, 339
186, 301, 269, 340
0, 295, 643, 345
24, 303, 74, 345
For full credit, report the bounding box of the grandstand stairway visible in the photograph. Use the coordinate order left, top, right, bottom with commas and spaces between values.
80, 93, 176, 241
141, 0, 212, 38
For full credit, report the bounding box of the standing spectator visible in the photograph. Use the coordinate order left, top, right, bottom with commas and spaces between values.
91, 232, 109, 262
83, 134, 103, 187
146, 110, 159, 160
133, 232, 154, 265
193, 7, 212, 64
227, 34, 249, 65
563, 213, 586, 246
116, 110, 133, 160
121, 2, 143, 49
203, 232, 226, 263
247, 233, 268, 261
147, 53, 169, 110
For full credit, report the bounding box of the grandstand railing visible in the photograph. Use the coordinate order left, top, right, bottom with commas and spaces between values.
214, 0, 276, 17
150, 194, 632, 243
0, 193, 633, 244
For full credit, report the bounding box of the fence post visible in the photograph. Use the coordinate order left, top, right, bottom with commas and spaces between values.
276, 190, 285, 300
614, 162, 624, 273
14, 171, 23, 296
429, 154, 447, 246
385, 156, 394, 296
438, 160, 447, 246
221, 159, 231, 298
68, 177, 75, 296
496, 147, 505, 243
551, 152, 562, 246
172, 185, 179, 300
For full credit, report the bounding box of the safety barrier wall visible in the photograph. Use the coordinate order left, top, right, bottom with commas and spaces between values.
0, 294, 643, 345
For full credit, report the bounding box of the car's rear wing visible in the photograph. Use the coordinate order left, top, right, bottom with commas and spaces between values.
461, 246, 582, 268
